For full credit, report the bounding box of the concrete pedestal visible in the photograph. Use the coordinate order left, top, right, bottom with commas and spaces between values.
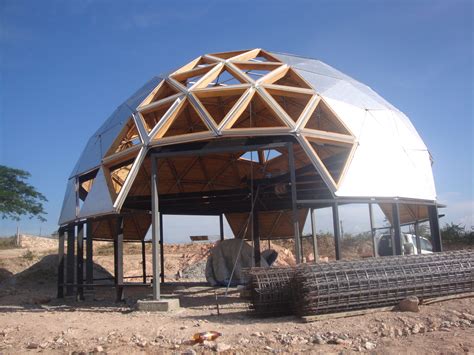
136, 298, 180, 312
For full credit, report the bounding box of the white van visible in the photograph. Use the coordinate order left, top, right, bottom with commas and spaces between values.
376, 233, 433, 256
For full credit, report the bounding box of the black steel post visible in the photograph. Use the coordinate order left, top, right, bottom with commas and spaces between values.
159, 213, 165, 283
57, 228, 65, 298
253, 208, 261, 267
86, 220, 93, 290
151, 156, 161, 300
310, 208, 319, 262
288, 142, 302, 263
141, 239, 147, 283
76, 222, 84, 301
66, 224, 75, 296
114, 216, 124, 302
414, 221, 422, 254
428, 205, 442, 252
332, 203, 341, 260
392, 203, 402, 255
368, 203, 377, 257
219, 214, 225, 241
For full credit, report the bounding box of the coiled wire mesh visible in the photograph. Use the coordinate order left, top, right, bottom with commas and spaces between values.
247, 251, 474, 317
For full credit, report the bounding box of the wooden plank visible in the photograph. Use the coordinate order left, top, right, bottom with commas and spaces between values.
138, 93, 183, 114
262, 84, 316, 97
301, 306, 396, 323
192, 84, 250, 98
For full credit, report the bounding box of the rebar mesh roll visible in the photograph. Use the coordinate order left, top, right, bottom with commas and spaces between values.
248, 251, 474, 317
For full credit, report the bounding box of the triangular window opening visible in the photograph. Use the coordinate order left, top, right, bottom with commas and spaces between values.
305, 101, 350, 135
267, 90, 312, 123
231, 93, 287, 129
148, 81, 180, 104
142, 100, 176, 132
244, 69, 272, 81
196, 91, 245, 125
109, 162, 133, 195
205, 68, 246, 88
308, 139, 351, 184
172, 65, 216, 89
263, 149, 282, 161
239, 151, 260, 163
273, 69, 312, 89
106, 118, 142, 157
78, 169, 99, 205
162, 101, 210, 138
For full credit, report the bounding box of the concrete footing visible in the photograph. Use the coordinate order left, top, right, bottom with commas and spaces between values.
136, 298, 181, 312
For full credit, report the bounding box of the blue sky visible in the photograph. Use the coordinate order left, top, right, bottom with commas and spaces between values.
0, 0, 472, 241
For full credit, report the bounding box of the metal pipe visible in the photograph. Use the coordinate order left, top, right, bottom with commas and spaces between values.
288, 142, 302, 263
151, 156, 161, 300
310, 208, 319, 262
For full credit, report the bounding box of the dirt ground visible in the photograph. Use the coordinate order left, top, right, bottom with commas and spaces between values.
0, 236, 473, 354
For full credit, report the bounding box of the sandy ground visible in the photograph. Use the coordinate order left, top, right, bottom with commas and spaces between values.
0, 236, 473, 354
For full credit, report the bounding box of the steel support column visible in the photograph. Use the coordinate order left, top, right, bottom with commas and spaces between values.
66, 224, 75, 296
310, 208, 319, 262
151, 156, 161, 300
414, 221, 422, 254
253, 208, 261, 267
368, 203, 377, 257
76, 222, 84, 301
86, 221, 93, 290
332, 203, 341, 260
288, 142, 302, 263
392, 203, 402, 255
159, 213, 165, 283
428, 205, 442, 252
114, 216, 124, 302
57, 228, 65, 298
141, 239, 147, 283
219, 214, 225, 241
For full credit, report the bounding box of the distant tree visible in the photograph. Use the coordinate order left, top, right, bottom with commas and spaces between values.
0, 165, 47, 222
441, 223, 473, 245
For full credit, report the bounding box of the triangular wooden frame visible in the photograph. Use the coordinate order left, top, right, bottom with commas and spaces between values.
264, 87, 315, 124
192, 86, 250, 128
104, 117, 142, 157
139, 80, 182, 108
300, 98, 353, 136
170, 63, 219, 90
152, 98, 214, 142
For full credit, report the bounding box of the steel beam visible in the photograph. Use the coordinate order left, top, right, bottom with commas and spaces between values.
76, 222, 84, 301
428, 205, 442, 252
66, 224, 75, 296
86, 220, 93, 290
253, 208, 261, 267
141, 239, 147, 283
114, 216, 124, 302
392, 203, 402, 255
159, 213, 165, 283
332, 203, 341, 260
219, 214, 225, 241
310, 208, 319, 262
288, 142, 302, 263
57, 228, 65, 298
151, 156, 161, 300
368, 203, 377, 257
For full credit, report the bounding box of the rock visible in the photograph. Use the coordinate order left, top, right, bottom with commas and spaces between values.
239, 338, 250, 345
202, 340, 216, 349
94, 345, 104, 353
312, 334, 326, 345
182, 348, 197, 355
461, 313, 474, 322
251, 332, 264, 337
411, 324, 421, 334
364, 341, 376, 350
214, 342, 231, 352
398, 296, 420, 312
26, 342, 39, 349
335, 338, 352, 346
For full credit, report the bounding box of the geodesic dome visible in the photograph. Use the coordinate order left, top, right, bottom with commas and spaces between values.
58, 48, 436, 240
